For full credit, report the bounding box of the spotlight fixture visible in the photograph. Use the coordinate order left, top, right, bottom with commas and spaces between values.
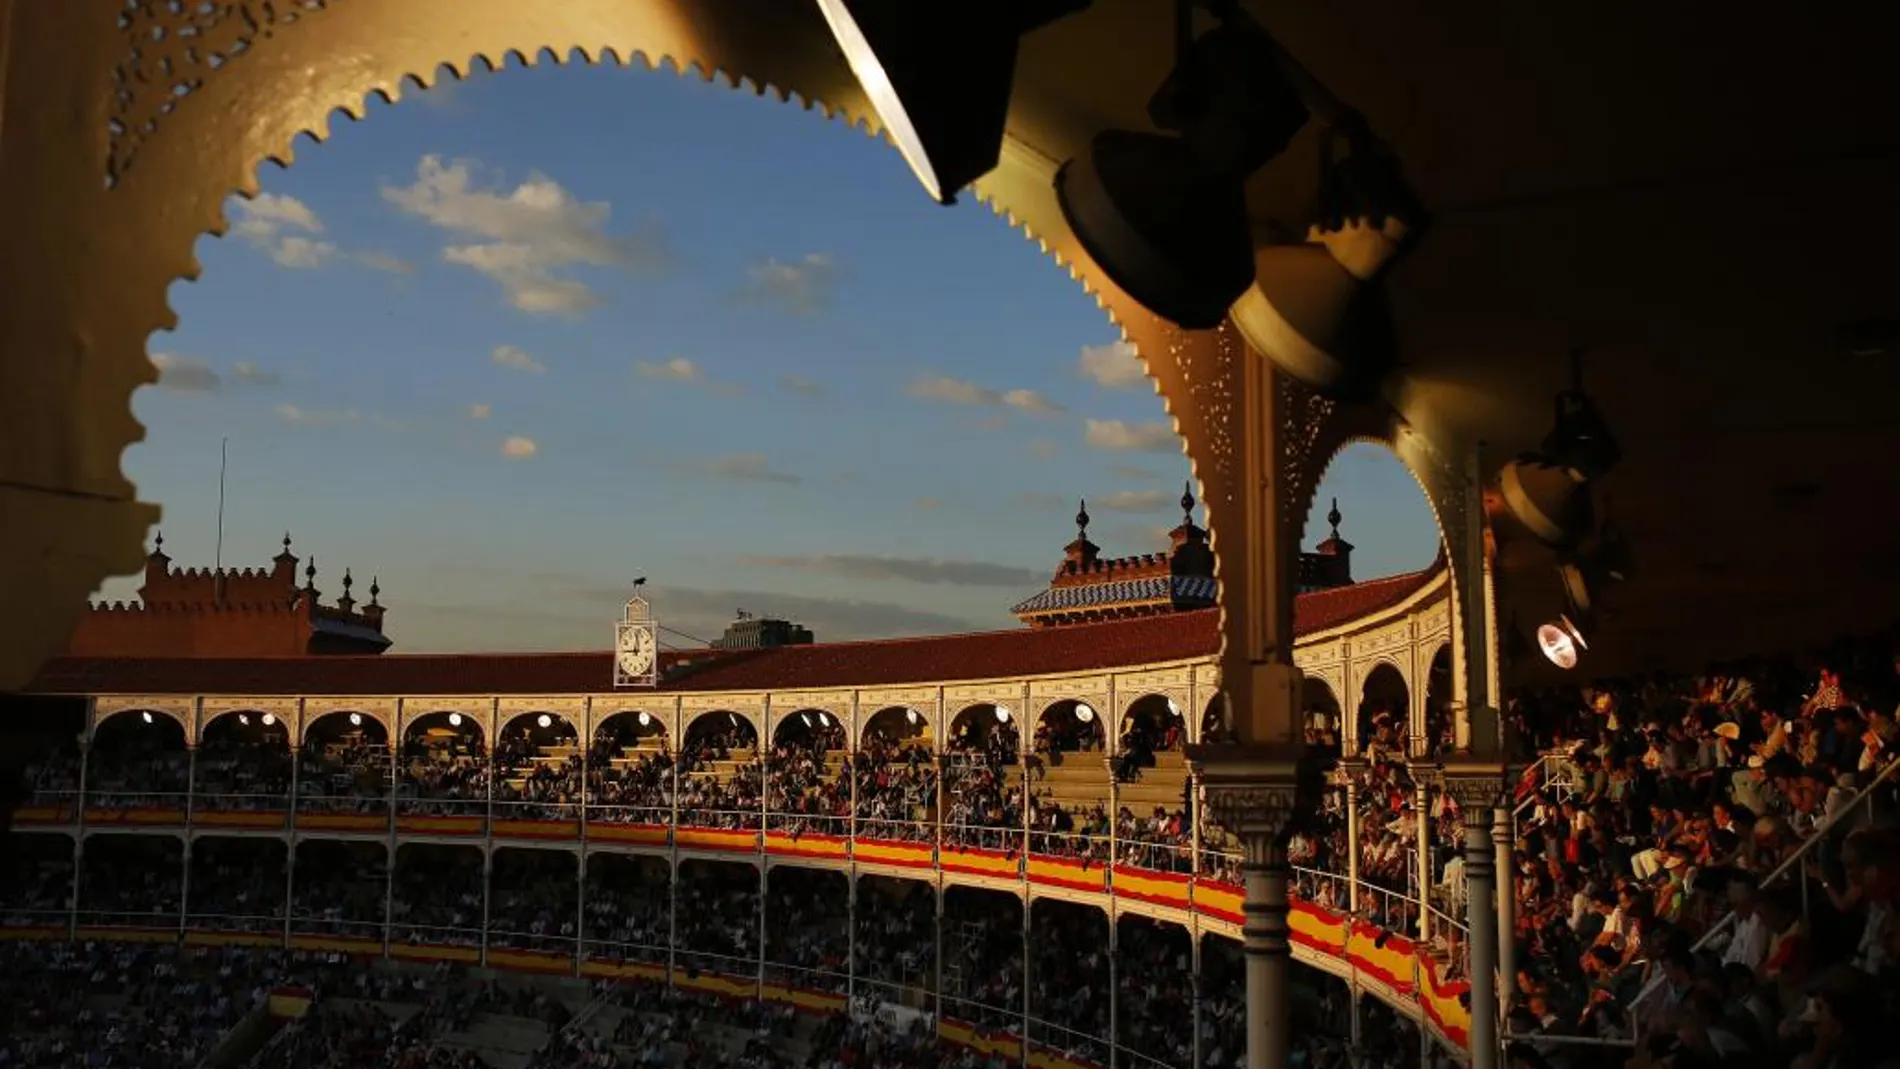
349, 713, 364, 727
1497, 352, 1622, 549
817, 0, 1090, 205
1056, 1, 1311, 327
906, 708, 921, 726
448, 713, 463, 727
994, 706, 1012, 724
1231, 135, 1421, 400
1536, 616, 1587, 671
142, 711, 154, 724
261, 713, 276, 726
637, 711, 651, 728
1076, 703, 1096, 724
239, 713, 251, 726
537, 714, 553, 729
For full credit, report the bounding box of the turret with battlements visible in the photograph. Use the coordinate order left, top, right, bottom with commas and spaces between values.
65, 533, 392, 658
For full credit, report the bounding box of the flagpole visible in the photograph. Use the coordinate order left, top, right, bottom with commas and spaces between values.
215, 436, 228, 572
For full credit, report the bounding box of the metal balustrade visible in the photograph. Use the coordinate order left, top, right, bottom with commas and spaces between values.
0, 909, 1429, 1069
8, 758, 1478, 1056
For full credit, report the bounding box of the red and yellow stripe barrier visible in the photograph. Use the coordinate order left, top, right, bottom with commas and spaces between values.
1025, 855, 1107, 893
586, 823, 670, 846
1418, 957, 1472, 1048
390, 942, 481, 965
853, 838, 933, 870
395, 815, 485, 836
941, 845, 1020, 881
293, 813, 387, 833
9, 808, 1473, 1051
82, 807, 187, 826
492, 818, 581, 841
762, 831, 850, 861
675, 827, 759, 854
192, 810, 288, 831
1109, 865, 1191, 911
938, 1018, 1025, 1065
0, 922, 1465, 1059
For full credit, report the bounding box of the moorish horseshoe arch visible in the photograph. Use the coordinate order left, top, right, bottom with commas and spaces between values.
0, 0, 1498, 756
0, 0, 1236, 696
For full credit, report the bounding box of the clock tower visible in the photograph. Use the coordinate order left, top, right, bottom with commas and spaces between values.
613, 589, 658, 688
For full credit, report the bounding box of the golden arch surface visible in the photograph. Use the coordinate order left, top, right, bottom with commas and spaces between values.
0, 0, 1261, 692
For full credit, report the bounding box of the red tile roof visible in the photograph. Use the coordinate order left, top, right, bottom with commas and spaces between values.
20, 567, 1442, 697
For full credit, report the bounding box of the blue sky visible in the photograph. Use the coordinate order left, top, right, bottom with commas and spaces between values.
106, 61, 1439, 653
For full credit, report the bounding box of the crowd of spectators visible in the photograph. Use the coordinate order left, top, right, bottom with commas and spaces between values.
194, 716, 293, 808
0, 941, 329, 1069
1497, 631, 1900, 1068
495, 726, 585, 821
30, 630, 1900, 1068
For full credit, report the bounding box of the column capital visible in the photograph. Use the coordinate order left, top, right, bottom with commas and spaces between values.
1437, 756, 1513, 811
1330, 755, 1368, 789
1187, 743, 1321, 847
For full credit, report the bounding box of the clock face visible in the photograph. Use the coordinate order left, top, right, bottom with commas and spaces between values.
617, 625, 656, 677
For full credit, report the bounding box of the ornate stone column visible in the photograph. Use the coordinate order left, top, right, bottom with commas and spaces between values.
1335, 758, 1365, 913
1441, 761, 1509, 1069
1412, 768, 1436, 942
1184, 341, 1340, 1069
1493, 806, 1517, 1018
1199, 769, 1303, 1069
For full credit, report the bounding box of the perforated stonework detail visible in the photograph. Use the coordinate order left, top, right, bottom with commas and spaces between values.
109, 0, 341, 186
1277, 375, 1339, 550
1172, 324, 1242, 510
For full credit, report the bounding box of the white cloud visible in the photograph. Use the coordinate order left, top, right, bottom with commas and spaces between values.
732, 253, 840, 316
383, 155, 672, 316
1077, 340, 1148, 390
227, 192, 407, 275
467, 403, 493, 420
1095, 489, 1174, 513
634, 356, 746, 397
699, 453, 800, 484
1002, 388, 1063, 415
274, 403, 352, 427
635, 357, 701, 382
1027, 441, 1060, 460
271, 235, 338, 269
1109, 463, 1157, 480
228, 193, 336, 269
491, 344, 545, 374
232, 192, 322, 238
229, 362, 281, 387
779, 374, 824, 398
501, 435, 538, 459
1084, 418, 1180, 454
356, 251, 416, 275
908, 376, 995, 405
906, 376, 1064, 417
148, 353, 222, 393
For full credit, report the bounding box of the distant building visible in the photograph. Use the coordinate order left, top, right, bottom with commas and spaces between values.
64, 533, 391, 658
1298, 499, 1355, 593
1011, 487, 1357, 628
712, 613, 815, 651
